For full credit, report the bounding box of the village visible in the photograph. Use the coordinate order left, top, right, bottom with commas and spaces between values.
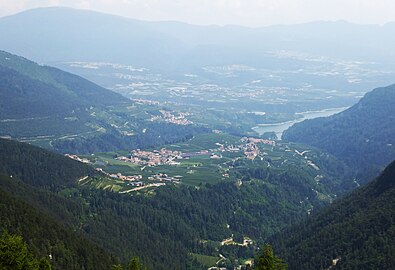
115, 137, 276, 168
215, 137, 276, 160
150, 109, 193, 125
65, 154, 91, 164
65, 135, 278, 192
116, 148, 182, 166
241, 137, 276, 160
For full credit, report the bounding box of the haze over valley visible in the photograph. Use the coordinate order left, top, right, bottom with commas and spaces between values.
0, 3, 395, 270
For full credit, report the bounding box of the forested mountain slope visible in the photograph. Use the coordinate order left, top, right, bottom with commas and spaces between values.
0, 50, 207, 154
0, 139, 116, 269
0, 174, 116, 270
283, 84, 395, 171
0, 137, 355, 269
0, 50, 127, 118
0, 136, 97, 190
272, 160, 395, 269
0, 138, 193, 269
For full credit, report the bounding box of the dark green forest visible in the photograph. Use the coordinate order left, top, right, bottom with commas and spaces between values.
0, 138, 351, 269
0, 231, 51, 270
283, 84, 395, 173
0, 175, 115, 269
271, 160, 395, 269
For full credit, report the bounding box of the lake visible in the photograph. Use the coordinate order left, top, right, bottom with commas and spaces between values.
252, 107, 347, 139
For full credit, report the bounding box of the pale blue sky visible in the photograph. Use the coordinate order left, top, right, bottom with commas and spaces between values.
1, 0, 394, 26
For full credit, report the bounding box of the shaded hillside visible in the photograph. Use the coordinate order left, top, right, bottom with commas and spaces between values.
0, 138, 355, 269
0, 49, 126, 145
0, 175, 115, 270
0, 137, 97, 191
0, 138, 192, 269
0, 140, 116, 269
272, 160, 395, 269
0, 50, 127, 118
283, 84, 395, 171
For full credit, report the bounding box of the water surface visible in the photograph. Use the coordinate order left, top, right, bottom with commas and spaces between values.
253, 107, 347, 139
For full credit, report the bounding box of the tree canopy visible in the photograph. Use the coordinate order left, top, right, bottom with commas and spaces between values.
255, 244, 287, 270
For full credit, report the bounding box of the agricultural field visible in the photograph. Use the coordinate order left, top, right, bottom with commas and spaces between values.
190, 253, 219, 268
77, 132, 353, 196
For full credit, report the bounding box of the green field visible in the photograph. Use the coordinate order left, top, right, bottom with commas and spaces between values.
81, 132, 350, 197
90, 153, 234, 187
84, 133, 243, 187
190, 253, 219, 268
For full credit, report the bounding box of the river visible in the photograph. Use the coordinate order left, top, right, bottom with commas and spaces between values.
252, 107, 348, 139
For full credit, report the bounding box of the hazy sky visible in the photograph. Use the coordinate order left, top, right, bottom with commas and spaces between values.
1, 0, 394, 26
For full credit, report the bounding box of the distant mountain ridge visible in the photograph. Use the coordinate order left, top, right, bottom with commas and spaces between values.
272, 159, 395, 269
1, 7, 395, 73
283, 84, 395, 171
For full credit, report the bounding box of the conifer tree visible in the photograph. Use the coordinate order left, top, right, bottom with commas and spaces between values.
0, 232, 51, 270
255, 244, 287, 270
